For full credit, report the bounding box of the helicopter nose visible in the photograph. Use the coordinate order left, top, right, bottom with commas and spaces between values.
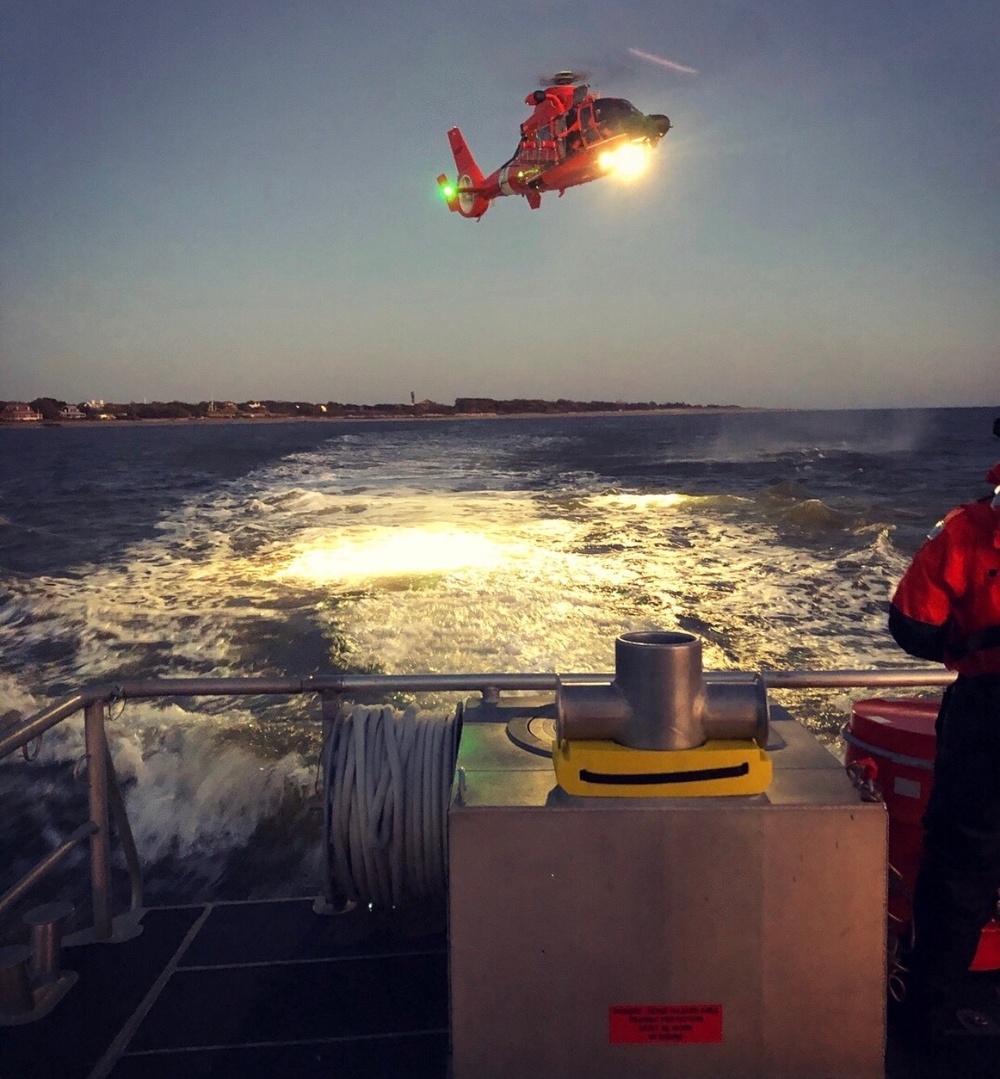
648, 114, 671, 139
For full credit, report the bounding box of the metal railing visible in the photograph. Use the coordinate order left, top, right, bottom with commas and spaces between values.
0, 666, 956, 943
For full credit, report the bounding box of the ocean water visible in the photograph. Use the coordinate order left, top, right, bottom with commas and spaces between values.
1, 407, 997, 902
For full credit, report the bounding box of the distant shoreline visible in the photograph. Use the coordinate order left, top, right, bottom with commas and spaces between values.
2, 406, 751, 428
3, 409, 750, 429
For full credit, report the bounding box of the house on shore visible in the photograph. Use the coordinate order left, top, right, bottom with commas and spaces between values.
59, 404, 86, 420
0, 402, 42, 423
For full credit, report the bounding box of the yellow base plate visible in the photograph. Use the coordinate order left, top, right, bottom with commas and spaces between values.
552, 738, 772, 797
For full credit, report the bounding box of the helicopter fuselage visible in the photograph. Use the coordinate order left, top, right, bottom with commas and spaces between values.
438, 88, 670, 219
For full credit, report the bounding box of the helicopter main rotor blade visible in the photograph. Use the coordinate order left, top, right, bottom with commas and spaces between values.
538, 69, 590, 87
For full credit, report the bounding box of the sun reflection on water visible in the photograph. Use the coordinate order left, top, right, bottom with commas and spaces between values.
275, 526, 518, 584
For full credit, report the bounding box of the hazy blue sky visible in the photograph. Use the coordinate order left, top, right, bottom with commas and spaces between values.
2, 1, 997, 408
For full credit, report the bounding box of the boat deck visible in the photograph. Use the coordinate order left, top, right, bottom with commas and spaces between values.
1, 896, 998, 1079
0, 898, 449, 1079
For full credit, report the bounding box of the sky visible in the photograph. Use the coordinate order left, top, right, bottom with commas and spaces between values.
1, 1, 997, 409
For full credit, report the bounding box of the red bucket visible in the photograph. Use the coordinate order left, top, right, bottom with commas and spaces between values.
845, 698, 1000, 972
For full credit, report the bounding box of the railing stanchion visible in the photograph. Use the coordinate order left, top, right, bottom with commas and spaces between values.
84, 700, 113, 941
105, 744, 143, 912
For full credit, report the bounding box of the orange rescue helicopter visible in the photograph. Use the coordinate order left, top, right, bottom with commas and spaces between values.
437, 71, 670, 220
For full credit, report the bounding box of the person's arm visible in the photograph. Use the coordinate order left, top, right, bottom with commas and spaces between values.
888, 603, 948, 662
888, 524, 954, 663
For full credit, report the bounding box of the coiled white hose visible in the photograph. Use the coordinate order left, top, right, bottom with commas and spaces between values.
324, 702, 460, 908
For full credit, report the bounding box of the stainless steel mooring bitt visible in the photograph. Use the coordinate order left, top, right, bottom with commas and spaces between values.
556, 631, 768, 751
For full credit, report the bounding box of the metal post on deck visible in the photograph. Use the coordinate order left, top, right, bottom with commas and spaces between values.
83, 700, 113, 941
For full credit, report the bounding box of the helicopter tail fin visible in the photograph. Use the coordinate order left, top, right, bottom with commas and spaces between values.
448, 128, 485, 185
446, 127, 490, 219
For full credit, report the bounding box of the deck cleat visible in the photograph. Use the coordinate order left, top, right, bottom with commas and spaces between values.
553, 630, 771, 797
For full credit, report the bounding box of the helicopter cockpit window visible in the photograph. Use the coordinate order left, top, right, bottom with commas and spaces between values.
593, 98, 643, 136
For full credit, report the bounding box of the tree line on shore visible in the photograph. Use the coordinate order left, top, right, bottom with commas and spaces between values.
5, 396, 737, 422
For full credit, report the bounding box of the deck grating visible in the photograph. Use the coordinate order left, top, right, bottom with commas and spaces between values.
104, 1031, 450, 1079
0, 906, 201, 1079
3, 897, 999, 1078
179, 897, 446, 968
0, 899, 449, 1079
127, 952, 448, 1051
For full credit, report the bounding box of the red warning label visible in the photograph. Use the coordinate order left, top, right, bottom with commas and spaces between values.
609, 1004, 723, 1045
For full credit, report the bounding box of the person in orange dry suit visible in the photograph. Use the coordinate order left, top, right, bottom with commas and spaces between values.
520, 84, 577, 138
888, 417, 1000, 1037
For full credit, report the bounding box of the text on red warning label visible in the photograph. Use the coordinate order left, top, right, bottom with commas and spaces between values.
609, 1003, 723, 1044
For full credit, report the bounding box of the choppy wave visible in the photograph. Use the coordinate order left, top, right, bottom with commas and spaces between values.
1, 408, 994, 900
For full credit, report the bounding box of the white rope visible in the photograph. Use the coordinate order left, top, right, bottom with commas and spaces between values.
324, 702, 460, 908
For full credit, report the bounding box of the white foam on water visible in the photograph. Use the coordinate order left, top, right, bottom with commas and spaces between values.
304, 488, 909, 693
0, 672, 42, 719
591, 492, 689, 510
18, 698, 314, 882
0, 429, 923, 894
0, 461, 912, 702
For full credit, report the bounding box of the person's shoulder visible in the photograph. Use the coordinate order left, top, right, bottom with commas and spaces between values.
958, 494, 995, 519
937, 495, 995, 535
921, 495, 991, 543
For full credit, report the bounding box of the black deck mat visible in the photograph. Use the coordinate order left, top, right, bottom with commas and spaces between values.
180, 898, 446, 968
886, 971, 1000, 1079
886, 1032, 1000, 1079
0, 906, 202, 1079
128, 951, 448, 1051
108, 1032, 449, 1079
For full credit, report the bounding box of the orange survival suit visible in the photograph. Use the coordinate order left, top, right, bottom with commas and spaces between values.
889, 460, 1000, 675
521, 85, 577, 138
888, 455, 1000, 1031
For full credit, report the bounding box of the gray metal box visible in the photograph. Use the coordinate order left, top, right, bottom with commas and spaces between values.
449, 705, 886, 1078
